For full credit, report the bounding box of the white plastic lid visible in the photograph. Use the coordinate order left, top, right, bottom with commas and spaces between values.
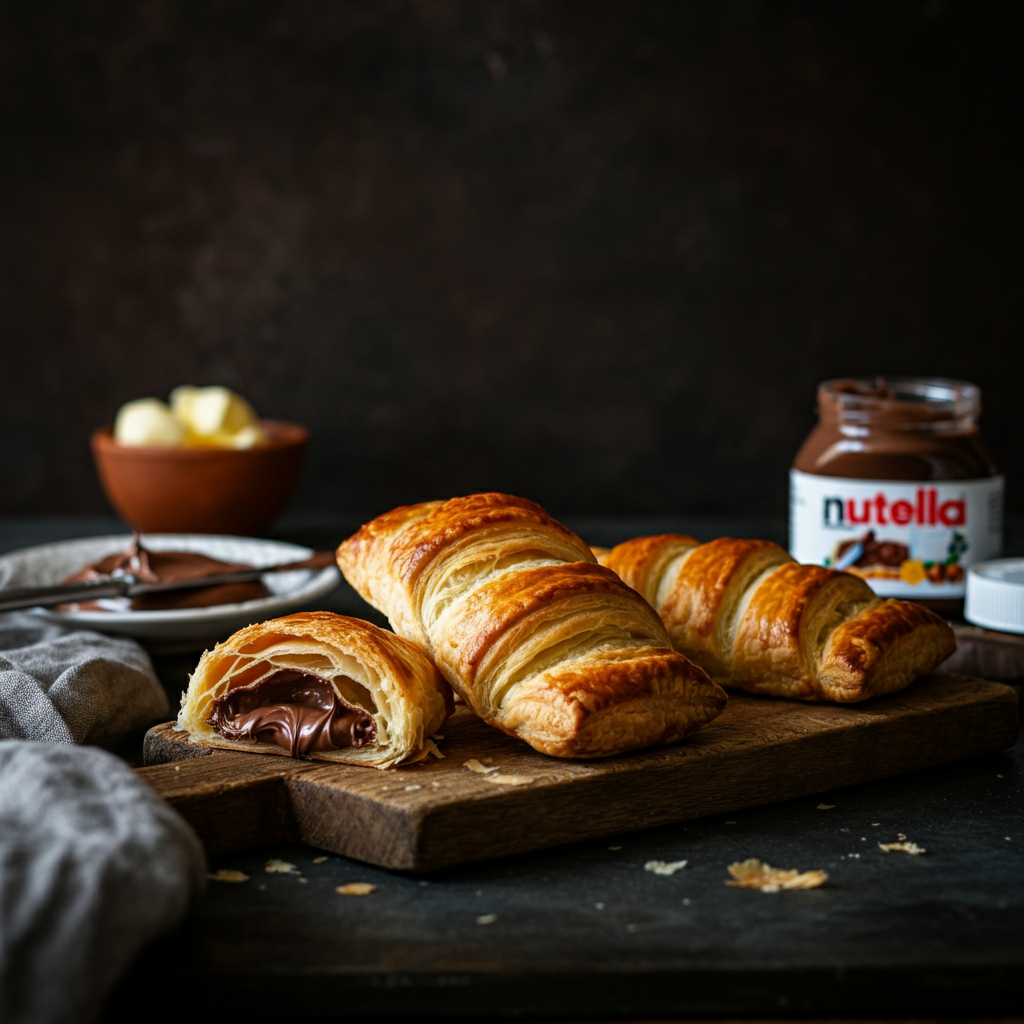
964, 558, 1024, 635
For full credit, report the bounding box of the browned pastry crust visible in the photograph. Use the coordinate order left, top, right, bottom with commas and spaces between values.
600, 535, 956, 702
337, 494, 726, 758
178, 611, 451, 767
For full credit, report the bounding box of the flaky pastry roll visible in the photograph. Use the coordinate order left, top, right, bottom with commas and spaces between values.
600, 535, 956, 702
336, 494, 726, 758
177, 611, 451, 767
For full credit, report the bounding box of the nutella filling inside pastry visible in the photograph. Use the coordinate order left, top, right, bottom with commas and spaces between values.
178, 611, 451, 767
207, 669, 377, 757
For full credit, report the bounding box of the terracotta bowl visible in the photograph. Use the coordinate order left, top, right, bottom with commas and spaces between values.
91, 421, 308, 535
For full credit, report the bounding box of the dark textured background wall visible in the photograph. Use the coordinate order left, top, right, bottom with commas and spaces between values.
1, 1, 1019, 519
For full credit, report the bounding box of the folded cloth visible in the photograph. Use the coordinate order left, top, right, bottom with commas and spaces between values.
0, 612, 169, 746
0, 741, 207, 1024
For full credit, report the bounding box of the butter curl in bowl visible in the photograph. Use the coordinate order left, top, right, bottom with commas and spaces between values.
114, 386, 267, 449
94, 386, 306, 535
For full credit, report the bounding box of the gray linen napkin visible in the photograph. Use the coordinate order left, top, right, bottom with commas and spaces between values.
0, 741, 207, 1024
0, 612, 205, 1023
0, 611, 169, 746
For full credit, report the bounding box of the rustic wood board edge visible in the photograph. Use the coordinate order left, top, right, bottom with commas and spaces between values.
137, 674, 1019, 870
947, 623, 1024, 682
409, 679, 1018, 869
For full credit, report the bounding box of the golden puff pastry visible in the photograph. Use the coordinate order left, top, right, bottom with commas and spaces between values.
599, 535, 956, 702
177, 611, 451, 767
336, 494, 726, 758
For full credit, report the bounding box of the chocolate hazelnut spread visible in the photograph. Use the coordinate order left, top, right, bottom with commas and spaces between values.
62, 534, 268, 610
792, 377, 999, 481
207, 670, 377, 757
790, 377, 1002, 605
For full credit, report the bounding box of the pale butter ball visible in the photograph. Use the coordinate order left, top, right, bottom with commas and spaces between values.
113, 398, 187, 447
170, 385, 259, 438
214, 424, 267, 449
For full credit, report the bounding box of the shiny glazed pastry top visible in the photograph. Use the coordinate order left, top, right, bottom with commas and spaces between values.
599, 535, 956, 702
178, 611, 451, 767
336, 493, 727, 758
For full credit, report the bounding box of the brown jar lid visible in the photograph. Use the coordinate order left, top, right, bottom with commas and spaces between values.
817, 376, 981, 429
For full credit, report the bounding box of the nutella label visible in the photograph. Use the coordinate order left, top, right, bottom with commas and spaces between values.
790, 470, 1003, 598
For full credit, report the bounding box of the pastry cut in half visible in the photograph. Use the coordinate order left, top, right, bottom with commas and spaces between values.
599, 535, 956, 702
336, 493, 727, 758
177, 611, 451, 767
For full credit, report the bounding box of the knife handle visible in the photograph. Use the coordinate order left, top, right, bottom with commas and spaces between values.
0, 578, 132, 613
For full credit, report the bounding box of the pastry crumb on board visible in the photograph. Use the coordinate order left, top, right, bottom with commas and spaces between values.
484, 773, 536, 786
463, 758, 536, 784
644, 859, 688, 875
208, 869, 249, 883
336, 883, 376, 896
726, 858, 827, 892
265, 859, 299, 874
879, 840, 926, 855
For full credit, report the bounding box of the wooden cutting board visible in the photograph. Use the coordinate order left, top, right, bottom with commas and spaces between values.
948, 624, 1024, 683
138, 673, 1018, 872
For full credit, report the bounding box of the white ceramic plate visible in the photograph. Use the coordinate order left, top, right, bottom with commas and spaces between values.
0, 534, 341, 653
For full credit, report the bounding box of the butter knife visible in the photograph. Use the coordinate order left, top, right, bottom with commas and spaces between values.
0, 551, 337, 613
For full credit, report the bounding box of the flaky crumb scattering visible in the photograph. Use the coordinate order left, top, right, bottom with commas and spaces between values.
465, 759, 499, 774
644, 859, 688, 876
726, 859, 827, 893
484, 773, 536, 786
337, 883, 377, 896
312, 856, 328, 864
265, 859, 299, 874
879, 841, 926, 855
817, 803, 835, 810
426, 739, 445, 759
476, 914, 497, 925
208, 869, 249, 883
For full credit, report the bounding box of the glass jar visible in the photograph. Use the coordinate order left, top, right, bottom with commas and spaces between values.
790, 377, 1002, 609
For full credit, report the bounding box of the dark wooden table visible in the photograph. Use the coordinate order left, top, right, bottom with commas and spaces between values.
2, 514, 1022, 1022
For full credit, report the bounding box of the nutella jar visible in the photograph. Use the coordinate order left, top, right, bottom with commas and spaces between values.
790, 377, 1002, 606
